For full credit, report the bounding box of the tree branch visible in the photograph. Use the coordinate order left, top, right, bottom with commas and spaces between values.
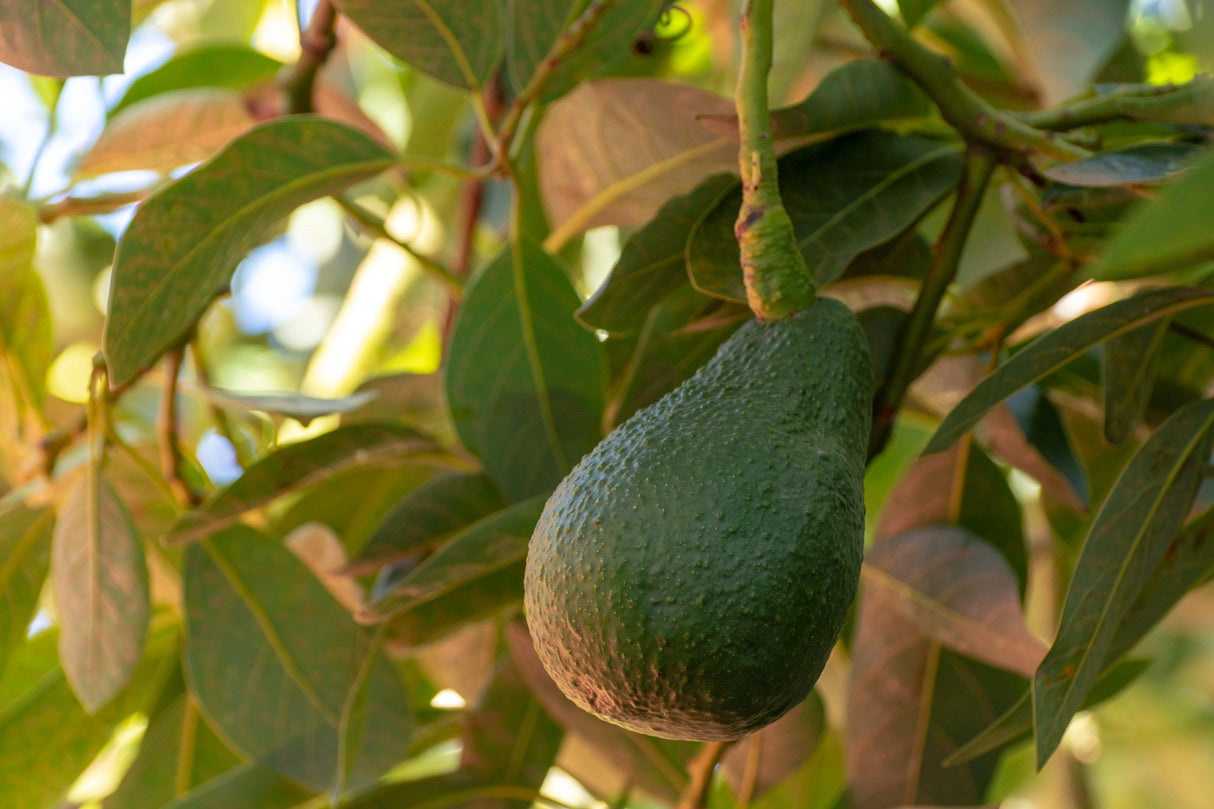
282, 0, 339, 114
869, 149, 998, 459
494, 0, 616, 162
677, 741, 728, 809
37, 189, 152, 224
157, 346, 196, 506
839, 0, 1088, 161
1015, 77, 1214, 131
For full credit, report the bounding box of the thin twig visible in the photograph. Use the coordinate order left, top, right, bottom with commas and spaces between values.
36, 189, 152, 224
1016, 77, 1214, 131
677, 741, 728, 809
869, 149, 998, 459
736, 734, 762, 809
157, 347, 195, 506
494, 0, 617, 162
335, 195, 466, 293
445, 74, 505, 339
839, 0, 1088, 161
282, 0, 339, 114
39, 373, 140, 477
1169, 321, 1214, 350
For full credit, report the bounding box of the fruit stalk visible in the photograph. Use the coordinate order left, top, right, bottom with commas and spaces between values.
734, 0, 815, 321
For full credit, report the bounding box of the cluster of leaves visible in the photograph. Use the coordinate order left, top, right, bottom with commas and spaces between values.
1, 1, 1214, 809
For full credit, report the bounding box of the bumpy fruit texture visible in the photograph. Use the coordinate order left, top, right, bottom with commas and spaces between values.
524, 297, 872, 741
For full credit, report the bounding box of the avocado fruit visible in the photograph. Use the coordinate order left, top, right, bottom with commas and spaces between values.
524, 297, 872, 740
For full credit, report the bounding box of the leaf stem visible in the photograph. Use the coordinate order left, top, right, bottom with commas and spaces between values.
1015, 77, 1214, 131
736, 733, 762, 809
282, 0, 339, 115
335, 195, 466, 293
839, 0, 1089, 161
36, 189, 153, 224
158, 346, 196, 506
869, 150, 997, 459
677, 741, 728, 809
735, 0, 815, 320
494, 0, 617, 163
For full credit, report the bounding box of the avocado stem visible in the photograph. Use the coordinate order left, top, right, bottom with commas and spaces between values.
735, 0, 816, 321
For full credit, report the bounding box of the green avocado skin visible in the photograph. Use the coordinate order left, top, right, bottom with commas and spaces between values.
524, 297, 873, 741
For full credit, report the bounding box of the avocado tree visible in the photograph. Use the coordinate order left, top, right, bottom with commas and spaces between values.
1, 1, 1213, 808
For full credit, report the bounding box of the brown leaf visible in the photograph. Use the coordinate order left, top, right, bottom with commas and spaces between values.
537, 78, 737, 247
874, 448, 961, 543
721, 693, 825, 800
78, 89, 255, 177
863, 526, 1044, 677
912, 355, 1085, 512
848, 530, 1026, 808
53, 473, 149, 713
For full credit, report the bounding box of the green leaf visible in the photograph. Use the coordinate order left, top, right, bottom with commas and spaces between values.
943, 658, 1150, 767
78, 89, 256, 178
352, 472, 508, 572
863, 527, 1044, 678
460, 654, 564, 809
338, 770, 497, 809
576, 174, 737, 335
0, 197, 51, 408
446, 239, 606, 502
200, 387, 379, 427
386, 563, 528, 647
168, 423, 446, 546
0, 0, 130, 76
0, 623, 178, 809
1042, 142, 1203, 188
1103, 318, 1169, 443
506, 0, 665, 101
334, 0, 502, 89
368, 496, 546, 619
505, 622, 695, 804
161, 762, 315, 809
53, 475, 149, 713
103, 692, 242, 809
768, 59, 933, 137
687, 133, 963, 301
1033, 398, 1214, 767
111, 44, 283, 114
848, 593, 1024, 809
604, 290, 750, 429
1088, 148, 1214, 280
925, 286, 1214, 453
104, 118, 397, 385
346, 372, 455, 443
0, 507, 52, 679
1107, 507, 1214, 663
183, 525, 412, 792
